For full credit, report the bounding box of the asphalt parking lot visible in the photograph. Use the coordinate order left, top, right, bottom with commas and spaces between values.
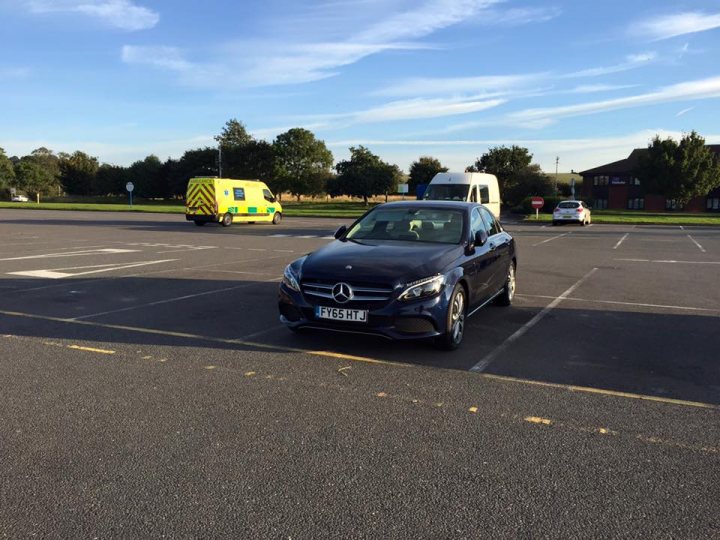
1, 209, 719, 537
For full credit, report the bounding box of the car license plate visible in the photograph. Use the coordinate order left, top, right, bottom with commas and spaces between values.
563, 215, 573, 219
315, 306, 368, 322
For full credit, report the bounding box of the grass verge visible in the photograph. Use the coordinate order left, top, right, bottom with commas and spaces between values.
0, 201, 375, 219
524, 210, 720, 226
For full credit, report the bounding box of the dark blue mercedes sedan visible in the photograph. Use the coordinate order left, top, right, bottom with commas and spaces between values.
278, 201, 516, 350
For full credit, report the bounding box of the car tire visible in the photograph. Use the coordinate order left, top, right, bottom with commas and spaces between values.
435, 283, 466, 351
552, 220, 558, 226
221, 213, 233, 227
193, 220, 205, 227
272, 212, 282, 225
495, 262, 516, 307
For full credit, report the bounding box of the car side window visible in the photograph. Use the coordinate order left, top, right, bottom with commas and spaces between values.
263, 188, 275, 203
233, 187, 245, 201
479, 186, 490, 204
470, 208, 484, 238
480, 207, 499, 236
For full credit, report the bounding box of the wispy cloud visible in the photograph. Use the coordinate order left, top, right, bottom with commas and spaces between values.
122, 0, 560, 87
476, 5, 561, 25
567, 84, 638, 94
375, 74, 545, 97
121, 46, 190, 71
635, 11, 720, 41
26, 0, 159, 31
676, 106, 695, 117
507, 76, 720, 128
562, 52, 656, 78
320, 96, 506, 124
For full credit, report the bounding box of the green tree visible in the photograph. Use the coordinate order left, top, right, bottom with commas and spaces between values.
172, 148, 218, 197
635, 131, 720, 205
96, 164, 130, 196
408, 156, 448, 191
505, 164, 553, 204
469, 145, 533, 204
59, 151, 99, 195
14, 158, 57, 202
215, 119, 253, 148
334, 146, 398, 205
273, 128, 333, 201
128, 155, 163, 198
0, 147, 15, 195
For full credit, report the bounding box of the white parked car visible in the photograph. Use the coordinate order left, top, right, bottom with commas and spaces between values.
552, 200, 592, 226
10, 194, 29, 202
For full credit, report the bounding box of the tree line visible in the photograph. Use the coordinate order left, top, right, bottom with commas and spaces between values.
1, 121, 716, 207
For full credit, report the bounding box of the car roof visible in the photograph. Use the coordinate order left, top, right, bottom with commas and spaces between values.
376, 200, 477, 210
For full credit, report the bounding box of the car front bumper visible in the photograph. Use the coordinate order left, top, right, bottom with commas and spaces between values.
278, 283, 450, 340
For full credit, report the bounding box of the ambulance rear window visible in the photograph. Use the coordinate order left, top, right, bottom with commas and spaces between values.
233, 188, 245, 201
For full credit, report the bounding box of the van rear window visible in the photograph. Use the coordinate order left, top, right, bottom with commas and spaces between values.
233, 188, 245, 201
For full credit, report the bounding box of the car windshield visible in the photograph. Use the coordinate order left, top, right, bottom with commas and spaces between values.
423, 184, 469, 201
346, 207, 465, 244
558, 202, 580, 208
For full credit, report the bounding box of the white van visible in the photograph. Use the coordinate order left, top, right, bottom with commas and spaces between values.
422, 172, 501, 218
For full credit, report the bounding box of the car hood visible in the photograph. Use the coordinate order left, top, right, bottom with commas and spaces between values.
299, 239, 463, 285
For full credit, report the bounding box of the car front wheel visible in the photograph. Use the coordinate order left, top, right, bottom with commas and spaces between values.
436, 284, 466, 351
496, 262, 516, 306
272, 212, 282, 225
221, 213, 233, 227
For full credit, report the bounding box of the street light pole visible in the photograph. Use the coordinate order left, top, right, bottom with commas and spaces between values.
218, 145, 223, 178
555, 156, 559, 194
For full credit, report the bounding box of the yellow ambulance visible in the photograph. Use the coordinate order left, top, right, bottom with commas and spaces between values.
185, 177, 283, 227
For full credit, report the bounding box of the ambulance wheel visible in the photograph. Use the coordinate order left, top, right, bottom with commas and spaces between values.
272, 212, 282, 225
221, 213, 233, 227
193, 220, 205, 227
248, 221, 256, 224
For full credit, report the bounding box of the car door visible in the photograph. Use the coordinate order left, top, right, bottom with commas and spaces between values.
480, 207, 508, 292
466, 207, 496, 306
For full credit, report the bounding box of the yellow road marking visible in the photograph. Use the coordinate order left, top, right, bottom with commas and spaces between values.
468, 406, 478, 413
67, 345, 115, 355
244, 371, 256, 377
205, 365, 217, 370
525, 416, 553, 425
0, 309, 717, 411
376, 392, 387, 398
0, 309, 409, 368
481, 373, 719, 410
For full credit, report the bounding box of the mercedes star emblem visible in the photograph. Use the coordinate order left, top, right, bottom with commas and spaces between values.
332, 282, 353, 304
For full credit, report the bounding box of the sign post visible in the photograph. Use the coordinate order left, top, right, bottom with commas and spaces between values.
398, 183, 409, 200
126, 182, 134, 207
531, 196, 545, 220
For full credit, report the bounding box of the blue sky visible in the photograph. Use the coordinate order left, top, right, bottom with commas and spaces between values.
1, 0, 719, 173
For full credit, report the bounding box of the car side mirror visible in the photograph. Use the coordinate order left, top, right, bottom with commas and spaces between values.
475, 230, 488, 247
269, 196, 277, 203
334, 225, 347, 239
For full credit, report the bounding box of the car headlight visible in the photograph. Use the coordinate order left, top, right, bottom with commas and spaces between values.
398, 275, 446, 301
282, 264, 300, 292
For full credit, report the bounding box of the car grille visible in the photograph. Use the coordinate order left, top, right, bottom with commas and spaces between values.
301, 280, 395, 303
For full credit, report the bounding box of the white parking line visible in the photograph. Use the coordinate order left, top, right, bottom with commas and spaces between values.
470, 267, 599, 373
71, 277, 282, 320
687, 235, 706, 253
516, 294, 720, 313
532, 233, 570, 247
7, 259, 178, 279
616, 258, 720, 265
0, 248, 138, 262
613, 233, 629, 250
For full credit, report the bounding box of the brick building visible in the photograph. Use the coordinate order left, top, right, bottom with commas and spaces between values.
580, 145, 720, 212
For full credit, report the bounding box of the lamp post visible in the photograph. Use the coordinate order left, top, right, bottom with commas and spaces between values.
555, 156, 559, 195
